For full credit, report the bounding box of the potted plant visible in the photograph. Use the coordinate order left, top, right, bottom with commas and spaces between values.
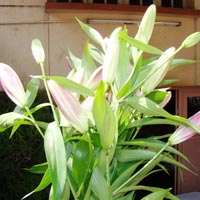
1, 4, 200, 200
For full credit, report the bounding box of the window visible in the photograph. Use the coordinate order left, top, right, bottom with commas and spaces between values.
50, 0, 193, 8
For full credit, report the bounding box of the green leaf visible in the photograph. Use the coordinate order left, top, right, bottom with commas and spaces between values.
117, 185, 178, 200
77, 18, 105, 51
67, 49, 82, 70
114, 28, 131, 91
120, 32, 163, 55
117, 63, 154, 99
61, 182, 70, 200
91, 167, 111, 200
29, 103, 51, 115
116, 149, 156, 162
158, 79, 178, 87
47, 76, 94, 96
129, 117, 180, 128
14, 78, 40, 113
25, 162, 48, 174
10, 103, 49, 138
9, 120, 33, 138
31, 39, 45, 64
82, 41, 97, 83
126, 96, 200, 133
88, 43, 104, 64
170, 58, 197, 71
115, 191, 135, 200
25, 78, 40, 107
147, 90, 171, 105
0, 112, 31, 132
120, 138, 189, 162
116, 149, 193, 173
72, 140, 91, 187
181, 32, 200, 48
141, 188, 170, 200
111, 162, 142, 191
22, 168, 51, 199
93, 82, 117, 151
113, 153, 166, 196
44, 122, 67, 200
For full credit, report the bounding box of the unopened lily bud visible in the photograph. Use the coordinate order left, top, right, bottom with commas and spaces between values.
0, 63, 27, 107
31, 39, 45, 64
47, 80, 88, 133
102, 28, 121, 85
86, 66, 102, 89
169, 111, 200, 145
181, 32, 200, 48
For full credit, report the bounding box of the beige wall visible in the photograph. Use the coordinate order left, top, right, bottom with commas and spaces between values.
0, 0, 200, 90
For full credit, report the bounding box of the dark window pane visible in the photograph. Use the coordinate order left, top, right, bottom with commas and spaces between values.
187, 96, 200, 118
107, 0, 118, 4
57, 0, 68, 2
72, 0, 83, 2
174, 0, 183, 8
142, 0, 153, 6
162, 0, 171, 7
57, 0, 83, 2
93, 0, 104, 3
129, 0, 140, 5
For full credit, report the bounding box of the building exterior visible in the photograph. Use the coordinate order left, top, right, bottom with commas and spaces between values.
0, 0, 200, 86
0, 0, 200, 195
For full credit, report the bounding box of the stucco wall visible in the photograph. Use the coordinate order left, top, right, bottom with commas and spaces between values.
0, 0, 200, 90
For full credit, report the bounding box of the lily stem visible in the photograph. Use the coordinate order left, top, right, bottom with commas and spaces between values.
40, 63, 59, 125
25, 106, 44, 138
105, 150, 113, 200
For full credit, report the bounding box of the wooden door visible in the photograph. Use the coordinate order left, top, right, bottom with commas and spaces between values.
175, 87, 200, 194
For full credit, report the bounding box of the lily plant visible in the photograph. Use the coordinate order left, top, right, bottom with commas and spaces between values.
1, 4, 200, 200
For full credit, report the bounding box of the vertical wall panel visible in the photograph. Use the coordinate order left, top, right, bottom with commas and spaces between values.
0, 4, 48, 89
0, 0, 46, 6
0, 1, 200, 88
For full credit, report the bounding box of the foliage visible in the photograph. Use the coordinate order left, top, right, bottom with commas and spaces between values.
0, 91, 50, 200
1, 4, 200, 200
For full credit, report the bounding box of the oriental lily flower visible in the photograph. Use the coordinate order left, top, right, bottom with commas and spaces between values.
0, 63, 27, 107
65, 56, 73, 71
86, 66, 102, 89
67, 67, 84, 85
47, 80, 88, 133
169, 111, 200, 145
67, 67, 85, 99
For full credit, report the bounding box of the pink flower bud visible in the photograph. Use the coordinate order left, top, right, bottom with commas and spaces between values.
47, 80, 88, 133
81, 96, 94, 112
86, 66, 102, 89
0, 63, 27, 107
169, 111, 200, 145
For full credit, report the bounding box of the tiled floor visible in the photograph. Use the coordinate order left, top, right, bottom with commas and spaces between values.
177, 192, 200, 200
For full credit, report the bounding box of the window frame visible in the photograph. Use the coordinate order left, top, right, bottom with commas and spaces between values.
45, 2, 200, 17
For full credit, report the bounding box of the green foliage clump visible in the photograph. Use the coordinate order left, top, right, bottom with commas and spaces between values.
0, 91, 50, 200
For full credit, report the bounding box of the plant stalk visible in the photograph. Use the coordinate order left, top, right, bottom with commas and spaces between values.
40, 63, 59, 124
25, 106, 44, 138
105, 150, 113, 200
